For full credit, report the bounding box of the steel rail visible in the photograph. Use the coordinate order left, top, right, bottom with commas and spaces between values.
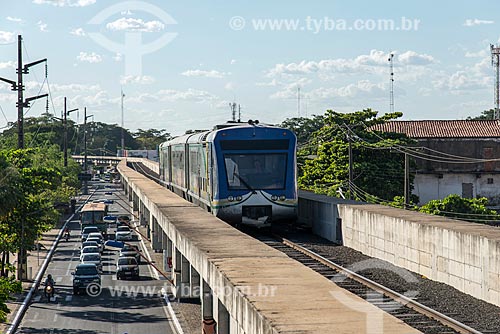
280, 237, 484, 334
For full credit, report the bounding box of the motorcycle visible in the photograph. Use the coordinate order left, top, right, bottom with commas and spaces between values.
44, 284, 54, 302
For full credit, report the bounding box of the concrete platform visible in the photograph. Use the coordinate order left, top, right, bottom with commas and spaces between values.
118, 161, 421, 334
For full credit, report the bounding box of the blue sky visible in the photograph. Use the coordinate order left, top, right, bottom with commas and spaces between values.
0, 1, 499, 136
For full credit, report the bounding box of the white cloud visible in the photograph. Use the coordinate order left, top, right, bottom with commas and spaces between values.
120, 75, 155, 85
32, 0, 96, 7
397, 51, 435, 65
127, 89, 224, 106
266, 49, 436, 78
271, 80, 385, 101
256, 79, 279, 87
113, 53, 123, 62
157, 88, 218, 103
0, 61, 15, 69
6, 17, 23, 23
224, 82, 235, 91
70, 28, 86, 36
433, 58, 491, 91
465, 49, 488, 58
463, 19, 494, 27
37, 21, 48, 32
181, 69, 229, 78
76, 52, 102, 63
45, 83, 101, 92
106, 18, 164, 32
230, 59, 236, 65
0, 31, 15, 43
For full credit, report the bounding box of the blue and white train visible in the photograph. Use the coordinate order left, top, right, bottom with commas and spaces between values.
158, 121, 297, 228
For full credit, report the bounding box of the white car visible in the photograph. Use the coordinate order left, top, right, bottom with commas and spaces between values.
80, 246, 100, 260
86, 237, 104, 252
115, 226, 133, 241
81, 253, 102, 272
115, 230, 132, 241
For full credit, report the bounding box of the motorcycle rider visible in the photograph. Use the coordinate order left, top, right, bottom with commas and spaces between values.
44, 274, 55, 299
64, 227, 70, 241
45, 274, 55, 287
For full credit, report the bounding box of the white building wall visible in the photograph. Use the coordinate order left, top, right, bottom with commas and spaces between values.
414, 173, 500, 205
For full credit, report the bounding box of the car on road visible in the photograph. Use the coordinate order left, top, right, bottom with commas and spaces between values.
81, 240, 100, 250
72, 263, 101, 295
80, 253, 102, 272
80, 246, 100, 260
81, 226, 100, 242
115, 226, 132, 241
104, 191, 113, 195
116, 256, 139, 279
119, 244, 141, 264
103, 199, 114, 204
86, 236, 104, 252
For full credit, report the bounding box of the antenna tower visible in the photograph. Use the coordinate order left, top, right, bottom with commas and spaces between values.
229, 102, 238, 121
491, 44, 500, 119
388, 53, 394, 113
297, 86, 301, 117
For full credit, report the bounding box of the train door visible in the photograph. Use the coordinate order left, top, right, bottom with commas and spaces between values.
208, 143, 214, 202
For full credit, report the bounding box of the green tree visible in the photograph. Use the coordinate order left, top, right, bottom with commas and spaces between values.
419, 194, 500, 224
132, 128, 171, 150
0, 276, 22, 322
280, 115, 325, 147
467, 109, 495, 120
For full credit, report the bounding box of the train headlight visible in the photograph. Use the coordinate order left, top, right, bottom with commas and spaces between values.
279, 195, 286, 201
228, 196, 234, 202
271, 195, 278, 201
236, 196, 242, 201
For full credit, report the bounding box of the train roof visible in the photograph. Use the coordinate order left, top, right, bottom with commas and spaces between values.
161, 121, 293, 146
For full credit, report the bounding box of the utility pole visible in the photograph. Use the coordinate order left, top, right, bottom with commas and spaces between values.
17, 35, 23, 148
491, 44, 500, 119
348, 136, 353, 200
404, 153, 410, 209
0, 35, 48, 281
83, 107, 93, 195
121, 89, 125, 156
63, 97, 78, 167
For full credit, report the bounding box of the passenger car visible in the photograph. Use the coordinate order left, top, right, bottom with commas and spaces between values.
81, 240, 99, 250
80, 253, 102, 272
86, 236, 104, 252
80, 246, 100, 260
72, 263, 101, 295
81, 226, 100, 242
116, 256, 139, 279
115, 226, 132, 241
119, 244, 141, 264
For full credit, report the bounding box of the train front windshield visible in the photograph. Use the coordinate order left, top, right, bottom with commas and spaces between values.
224, 153, 287, 190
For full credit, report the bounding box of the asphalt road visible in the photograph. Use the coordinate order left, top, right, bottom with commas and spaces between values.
15, 181, 176, 334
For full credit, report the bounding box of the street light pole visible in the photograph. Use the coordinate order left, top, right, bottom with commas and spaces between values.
83, 108, 93, 195
63, 97, 78, 167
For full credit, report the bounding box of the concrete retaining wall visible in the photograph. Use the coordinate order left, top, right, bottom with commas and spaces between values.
298, 191, 500, 307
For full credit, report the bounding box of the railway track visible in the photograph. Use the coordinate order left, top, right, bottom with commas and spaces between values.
254, 233, 484, 334
127, 161, 488, 334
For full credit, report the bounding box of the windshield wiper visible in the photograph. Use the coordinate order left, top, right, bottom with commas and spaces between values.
234, 172, 257, 194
